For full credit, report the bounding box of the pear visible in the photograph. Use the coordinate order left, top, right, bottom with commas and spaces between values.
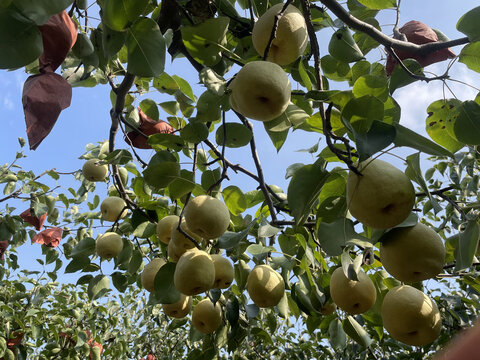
328, 27, 363, 63
192, 298, 222, 334
382, 285, 442, 346
211, 254, 234, 289
184, 195, 230, 239
95, 232, 123, 259
100, 196, 128, 222
171, 218, 203, 250
346, 158, 415, 229
252, 3, 308, 66
330, 267, 376, 314
82, 159, 108, 182
247, 264, 285, 308
167, 239, 186, 262
174, 249, 215, 295
156, 215, 179, 245
162, 294, 192, 318
228, 61, 291, 122
380, 222, 446, 282
141, 258, 166, 292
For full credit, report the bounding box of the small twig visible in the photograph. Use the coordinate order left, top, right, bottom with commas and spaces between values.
246, 0, 255, 28
207, 112, 230, 193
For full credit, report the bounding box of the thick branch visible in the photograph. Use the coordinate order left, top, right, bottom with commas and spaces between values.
319, 0, 469, 54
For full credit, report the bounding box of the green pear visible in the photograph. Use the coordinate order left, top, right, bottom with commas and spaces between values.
247, 264, 285, 308
382, 285, 442, 346
171, 218, 203, 250
82, 159, 108, 182
192, 298, 222, 334
156, 215, 180, 245
184, 195, 230, 239
167, 239, 186, 263
211, 254, 234, 289
174, 249, 215, 295
162, 294, 192, 318
100, 196, 128, 222
346, 158, 415, 229
329, 267, 376, 314
95, 232, 123, 259
328, 27, 363, 63
141, 258, 166, 292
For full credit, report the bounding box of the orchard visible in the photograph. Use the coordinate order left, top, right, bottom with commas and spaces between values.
1, 0, 480, 359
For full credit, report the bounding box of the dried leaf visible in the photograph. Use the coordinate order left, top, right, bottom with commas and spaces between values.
0, 241, 9, 260
20, 208, 47, 231
125, 107, 174, 149
386, 20, 455, 75
32, 227, 63, 248
22, 72, 72, 150
38, 11, 77, 72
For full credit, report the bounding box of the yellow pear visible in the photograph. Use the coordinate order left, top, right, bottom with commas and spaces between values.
95, 232, 123, 259
252, 3, 308, 66
380, 222, 446, 282
228, 61, 291, 122
330, 267, 376, 314
247, 264, 285, 308
192, 299, 222, 334
346, 158, 415, 229
184, 195, 230, 239
100, 196, 128, 222
82, 159, 108, 182
162, 294, 192, 318
320, 301, 337, 315
171, 218, 203, 250
141, 258, 166, 292
168, 239, 186, 262
156, 215, 179, 245
211, 254, 234, 289
382, 285, 442, 346
174, 249, 215, 295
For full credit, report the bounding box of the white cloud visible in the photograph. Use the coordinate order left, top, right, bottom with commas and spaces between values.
3, 95, 13, 110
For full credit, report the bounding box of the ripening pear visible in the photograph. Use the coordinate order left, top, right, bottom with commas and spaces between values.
184, 195, 230, 239
229, 61, 291, 122
171, 218, 203, 250
382, 285, 442, 346
211, 254, 234, 289
380, 222, 446, 282
141, 258, 166, 292
247, 264, 285, 308
95, 232, 123, 259
100, 196, 128, 222
162, 294, 192, 318
174, 249, 215, 295
328, 27, 363, 63
156, 215, 180, 245
192, 299, 222, 334
346, 158, 415, 229
252, 3, 308, 65
82, 159, 108, 182
329, 267, 376, 314
168, 239, 186, 263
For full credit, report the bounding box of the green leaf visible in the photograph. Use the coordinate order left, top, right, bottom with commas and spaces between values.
102, 0, 149, 30
199, 67, 226, 96
425, 99, 464, 153
321, 55, 351, 81
168, 169, 195, 200
329, 319, 347, 350
88, 275, 110, 300
139, 99, 159, 120
0, 8, 42, 69
355, 120, 396, 161
201, 168, 221, 194
13, 0, 73, 24
127, 18, 165, 77
246, 244, 275, 256
287, 161, 329, 225
448, 100, 480, 145
357, 0, 395, 10
218, 222, 254, 249
388, 59, 424, 93
222, 186, 247, 216
143, 151, 180, 190
265, 127, 288, 152
264, 103, 309, 132
318, 218, 357, 256
70, 237, 96, 257
216, 123, 252, 148
342, 315, 373, 347
353, 75, 388, 102
104, 149, 133, 165
180, 122, 209, 143
149, 133, 184, 152
154, 262, 181, 304
342, 95, 384, 133
101, 23, 125, 58
153, 72, 180, 94
132, 222, 156, 238
455, 220, 480, 271
393, 123, 454, 157
181, 17, 229, 66
195, 90, 224, 123
458, 42, 480, 73
457, 6, 480, 41
64, 255, 91, 273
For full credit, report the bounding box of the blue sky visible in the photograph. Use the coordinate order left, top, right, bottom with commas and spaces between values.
1, 1, 479, 274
